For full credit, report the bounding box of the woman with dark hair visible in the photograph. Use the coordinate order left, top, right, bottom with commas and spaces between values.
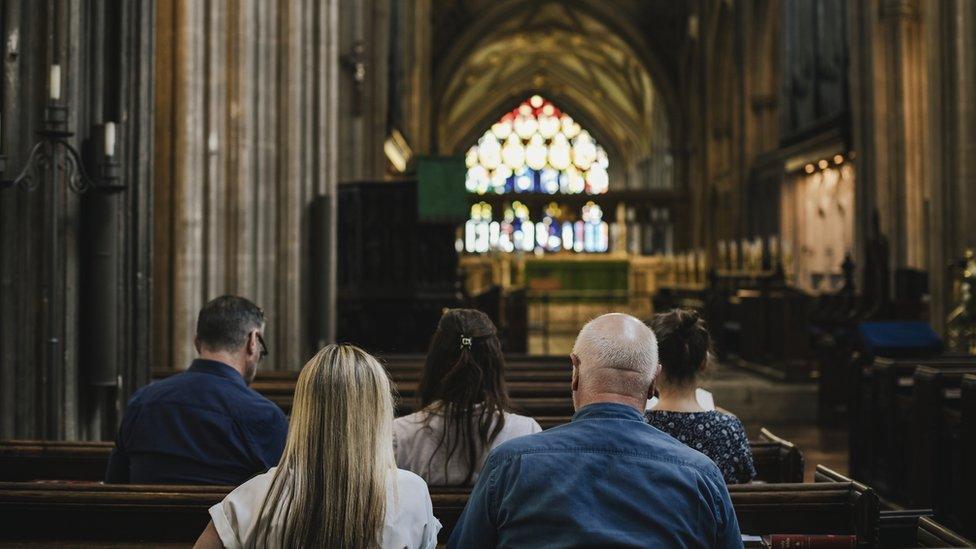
393, 309, 541, 485
645, 309, 756, 484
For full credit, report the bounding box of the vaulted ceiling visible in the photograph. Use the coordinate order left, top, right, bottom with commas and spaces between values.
432, 0, 690, 176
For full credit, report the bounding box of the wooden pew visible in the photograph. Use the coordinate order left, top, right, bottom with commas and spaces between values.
0, 438, 804, 484
859, 357, 976, 501
0, 440, 114, 482
959, 373, 976, 539
814, 465, 974, 548
0, 481, 227, 544
153, 356, 575, 415
915, 516, 973, 548
0, 480, 879, 546
910, 364, 976, 526
151, 354, 571, 383
755, 428, 804, 484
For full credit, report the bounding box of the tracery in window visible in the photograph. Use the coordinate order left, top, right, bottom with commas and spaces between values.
464, 95, 609, 196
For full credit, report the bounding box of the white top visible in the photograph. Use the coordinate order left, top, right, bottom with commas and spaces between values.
646, 388, 715, 411
393, 404, 542, 485
209, 467, 441, 549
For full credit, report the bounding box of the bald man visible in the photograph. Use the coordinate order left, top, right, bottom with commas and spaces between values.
449, 313, 742, 549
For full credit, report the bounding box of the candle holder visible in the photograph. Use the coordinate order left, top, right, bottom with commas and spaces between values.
0, 106, 124, 193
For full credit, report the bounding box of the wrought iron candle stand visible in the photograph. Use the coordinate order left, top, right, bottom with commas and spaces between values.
0, 101, 124, 438
0, 104, 123, 193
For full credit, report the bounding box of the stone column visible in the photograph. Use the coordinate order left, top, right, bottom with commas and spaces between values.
404, 0, 433, 154
850, 0, 929, 289
924, 0, 976, 330
153, 0, 341, 370
879, 0, 927, 270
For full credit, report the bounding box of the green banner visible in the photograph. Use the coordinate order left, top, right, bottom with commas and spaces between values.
417, 155, 467, 223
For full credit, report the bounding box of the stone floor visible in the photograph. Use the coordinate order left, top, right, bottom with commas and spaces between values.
704, 362, 819, 424
747, 422, 849, 482
704, 362, 848, 482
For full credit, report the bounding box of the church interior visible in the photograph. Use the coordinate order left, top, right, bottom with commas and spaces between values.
1, 0, 976, 546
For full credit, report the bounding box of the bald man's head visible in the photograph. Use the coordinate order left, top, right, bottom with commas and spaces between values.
571, 313, 659, 410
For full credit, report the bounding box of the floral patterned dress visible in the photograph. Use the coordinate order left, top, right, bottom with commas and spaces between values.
645, 410, 756, 484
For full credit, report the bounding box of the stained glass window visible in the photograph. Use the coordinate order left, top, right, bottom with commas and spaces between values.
465, 95, 610, 196
463, 95, 611, 254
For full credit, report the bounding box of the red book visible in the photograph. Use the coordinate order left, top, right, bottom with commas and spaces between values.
763, 535, 857, 548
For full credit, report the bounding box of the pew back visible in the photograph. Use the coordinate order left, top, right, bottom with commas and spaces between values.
0, 438, 805, 484
0, 480, 878, 546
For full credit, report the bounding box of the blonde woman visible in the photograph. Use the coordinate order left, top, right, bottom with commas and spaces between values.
194, 344, 441, 549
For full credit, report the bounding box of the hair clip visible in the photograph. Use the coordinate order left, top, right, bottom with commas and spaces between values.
460, 336, 473, 349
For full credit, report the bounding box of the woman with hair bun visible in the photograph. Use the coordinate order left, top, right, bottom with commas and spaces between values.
645, 309, 756, 484
393, 309, 541, 486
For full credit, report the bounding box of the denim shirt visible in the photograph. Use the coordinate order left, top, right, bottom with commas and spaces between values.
448, 402, 742, 549
105, 359, 288, 485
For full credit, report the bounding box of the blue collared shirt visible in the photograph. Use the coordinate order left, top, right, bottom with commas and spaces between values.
105, 359, 288, 485
448, 402, 743, 549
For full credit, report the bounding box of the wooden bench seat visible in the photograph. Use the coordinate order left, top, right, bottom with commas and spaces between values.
814, 465, 974, 548
910, 364, 976, 526
0, 435, 805, 484
857, 357, 976, 502
0, 479, 878, 546
959, 373, 976, 539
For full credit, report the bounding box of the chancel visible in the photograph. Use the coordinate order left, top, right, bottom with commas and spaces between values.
0, 0, 975, 547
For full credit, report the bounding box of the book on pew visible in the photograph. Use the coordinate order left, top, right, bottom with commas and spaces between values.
762, 534, 856, 548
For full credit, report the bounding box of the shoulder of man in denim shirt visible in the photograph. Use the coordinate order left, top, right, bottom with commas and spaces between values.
457, 404, 740, 549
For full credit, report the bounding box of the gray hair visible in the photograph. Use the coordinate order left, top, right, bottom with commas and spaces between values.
195, 295, 265, 352
572, 313, 659, 398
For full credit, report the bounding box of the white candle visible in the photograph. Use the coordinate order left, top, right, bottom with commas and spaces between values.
104, 122, 116, 157
50, 65, 61, 101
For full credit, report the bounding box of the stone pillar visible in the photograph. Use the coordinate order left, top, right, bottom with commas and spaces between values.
153, 0, 341, 370
338, 0, 391, 181
880, 0, 927, 270
404, 0, 433, 154
924, 0, 976, 330
850, 0, 929, 289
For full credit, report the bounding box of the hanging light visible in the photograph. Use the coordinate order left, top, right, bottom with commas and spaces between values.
522, 220, 535, 251
572, 131, 597, 170
558, 171, 571, 193
567, 165, 586, 194
514, 113, 538, 139
540, 168, 559, 194
586, 164, 609, 194
515, 167, 533, 192
478, 133, 502, 170
525, 134, 548, 170
491, 119, 513, 140
538, 113, 560, 139
466, 165, 488, 193
561, 114, 579, 138
465, 146, 479, 168
596, 146, 609, 169
491, 164, 512, 193
548, 132, 571, 170
562, 221, 574, 251
501, 133, 525, 170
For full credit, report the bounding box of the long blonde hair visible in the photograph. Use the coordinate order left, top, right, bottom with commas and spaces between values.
252, 344, 396, 548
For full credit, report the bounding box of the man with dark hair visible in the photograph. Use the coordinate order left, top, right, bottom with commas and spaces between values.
106, 295, 288, 485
